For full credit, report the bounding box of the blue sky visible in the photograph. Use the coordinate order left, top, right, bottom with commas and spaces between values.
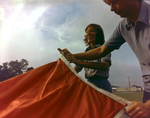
1, 0, 150, 87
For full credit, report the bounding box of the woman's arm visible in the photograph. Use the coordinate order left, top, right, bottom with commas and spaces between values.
77, 61, 110, 70
66, 53, 110, 70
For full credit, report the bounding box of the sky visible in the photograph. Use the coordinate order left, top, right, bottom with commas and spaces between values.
0, 0, 150, 87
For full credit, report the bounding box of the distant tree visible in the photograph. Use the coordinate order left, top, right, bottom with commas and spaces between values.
27, 67, 34, 72
0, 59, 34, 82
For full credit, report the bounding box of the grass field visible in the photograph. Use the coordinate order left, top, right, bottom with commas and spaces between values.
113, 92, 143, 102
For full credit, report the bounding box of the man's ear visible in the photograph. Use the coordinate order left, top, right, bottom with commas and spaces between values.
103, 0, 110, 5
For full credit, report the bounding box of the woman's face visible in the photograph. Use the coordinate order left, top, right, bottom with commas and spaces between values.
85, 26, 97, 44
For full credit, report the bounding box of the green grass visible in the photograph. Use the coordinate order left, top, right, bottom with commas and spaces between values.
113, 92, 143, 102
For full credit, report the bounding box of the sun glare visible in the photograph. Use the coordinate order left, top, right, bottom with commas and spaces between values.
0, 2, 49, 63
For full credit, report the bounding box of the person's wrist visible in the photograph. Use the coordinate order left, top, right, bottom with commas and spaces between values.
76, 60, 81, 66
73, 54, 76, 58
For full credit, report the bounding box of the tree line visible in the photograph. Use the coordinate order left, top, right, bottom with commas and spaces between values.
0, 59, 34, 82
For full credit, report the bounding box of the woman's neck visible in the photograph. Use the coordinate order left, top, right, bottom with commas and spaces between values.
90, 43, 96, 49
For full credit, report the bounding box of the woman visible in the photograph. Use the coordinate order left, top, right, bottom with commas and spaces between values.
66, 24, 112, 93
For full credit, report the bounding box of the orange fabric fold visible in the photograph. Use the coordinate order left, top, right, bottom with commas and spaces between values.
0, 58, 126, 118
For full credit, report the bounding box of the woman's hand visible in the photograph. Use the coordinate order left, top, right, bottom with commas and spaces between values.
58, 48, 80, 65
66, 53, 80, 65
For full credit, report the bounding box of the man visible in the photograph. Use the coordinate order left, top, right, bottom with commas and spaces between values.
58, 0, 150, 117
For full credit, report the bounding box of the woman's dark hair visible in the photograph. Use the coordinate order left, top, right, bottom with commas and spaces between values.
84, 24, 105, 46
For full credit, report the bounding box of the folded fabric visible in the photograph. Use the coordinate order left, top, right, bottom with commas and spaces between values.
0, 54, 131, 118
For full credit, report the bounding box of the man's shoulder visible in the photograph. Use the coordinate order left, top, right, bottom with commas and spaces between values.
143, 0, 150, 7
114, 18, 127, 32
141, 0, 150, 12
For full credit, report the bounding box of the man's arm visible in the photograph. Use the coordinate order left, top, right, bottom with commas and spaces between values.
74, 45, 113, 60
58, 45, 114, 60
63, 51, 110, 70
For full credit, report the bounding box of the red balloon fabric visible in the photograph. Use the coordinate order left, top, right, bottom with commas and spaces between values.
0, 55, 130, 118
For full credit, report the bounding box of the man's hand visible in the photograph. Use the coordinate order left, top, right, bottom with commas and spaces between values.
57, 48, 81, 65
126, 101, 150, 118
58, 48, 71, 56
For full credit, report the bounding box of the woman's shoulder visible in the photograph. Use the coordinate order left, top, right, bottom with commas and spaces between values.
95, 44, 102, 48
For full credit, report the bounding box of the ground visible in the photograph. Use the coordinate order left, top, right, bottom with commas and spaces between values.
114, 92, 143, 102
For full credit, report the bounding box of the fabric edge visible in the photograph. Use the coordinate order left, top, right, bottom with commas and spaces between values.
59, 54, 131, 104
59, 54, 133, 118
